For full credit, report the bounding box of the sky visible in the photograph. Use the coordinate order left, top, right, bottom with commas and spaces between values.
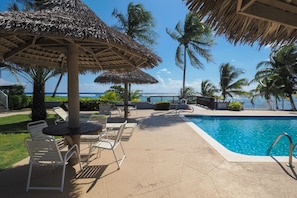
0, 0, 272, 94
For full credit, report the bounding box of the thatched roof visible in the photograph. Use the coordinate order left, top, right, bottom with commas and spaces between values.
0, 0, 161, 72
185, 0, 297, 47
94, 69, 158, 84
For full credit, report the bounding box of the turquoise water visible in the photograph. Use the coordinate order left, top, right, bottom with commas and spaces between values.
186, 115, 297, 156
26, 92, 297, 110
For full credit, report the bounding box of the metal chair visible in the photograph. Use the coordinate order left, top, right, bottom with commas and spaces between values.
87, 121, 127, 169
27, 120, 65, 150
99, 104, 112, 117
24, 137, 82, 192
27, 120, 52, 140
80, 115, 107, 148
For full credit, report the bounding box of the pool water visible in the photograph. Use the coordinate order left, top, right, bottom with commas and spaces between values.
186, 115, 297, 156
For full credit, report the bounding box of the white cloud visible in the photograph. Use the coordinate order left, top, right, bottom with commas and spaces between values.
185, 78, 202, 92
157, 68, 171, 74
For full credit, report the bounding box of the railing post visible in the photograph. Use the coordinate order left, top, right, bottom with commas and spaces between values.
0, 90, 9, 110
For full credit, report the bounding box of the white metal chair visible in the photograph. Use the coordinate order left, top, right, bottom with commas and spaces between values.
80, 115, 107, 146
24, 137, 82, 192
87, 121, 127, 169
27, 120, 52, 140
127, 102, 137, 115
105, 122, 137, 141
27, 120, 65, 150
99, 104, 112, 117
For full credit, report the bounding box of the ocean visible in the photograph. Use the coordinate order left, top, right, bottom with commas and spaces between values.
27, 92, 297, 111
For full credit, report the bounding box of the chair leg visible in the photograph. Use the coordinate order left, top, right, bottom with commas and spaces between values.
86, 145, 101, 164
112, 149, 120, 169
112, 142, 126, 169
61, 164, 66, 192
26, 163, 33, 192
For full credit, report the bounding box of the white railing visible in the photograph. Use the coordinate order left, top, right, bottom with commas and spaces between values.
0, 90, 8, 110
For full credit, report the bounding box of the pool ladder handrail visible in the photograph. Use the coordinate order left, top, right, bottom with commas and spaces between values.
267, 132, 294, 168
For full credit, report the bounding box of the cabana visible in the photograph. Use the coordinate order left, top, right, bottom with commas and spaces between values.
0, 0, 161, 154
94, 69, 158, 119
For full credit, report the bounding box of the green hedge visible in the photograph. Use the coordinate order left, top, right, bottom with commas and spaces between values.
155, 102, 171, 110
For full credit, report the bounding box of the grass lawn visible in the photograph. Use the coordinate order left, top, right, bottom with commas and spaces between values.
0, 113, 56, 171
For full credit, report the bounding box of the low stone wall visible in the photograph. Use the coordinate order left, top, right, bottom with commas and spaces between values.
45, 101, 61, 108
132, 102, 188, 110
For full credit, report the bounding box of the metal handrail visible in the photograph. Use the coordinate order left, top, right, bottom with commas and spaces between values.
267, 132, 294, 168
0, 90, 8, 110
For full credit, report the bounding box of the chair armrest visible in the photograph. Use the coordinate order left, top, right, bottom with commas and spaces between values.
64, 144, 79, 162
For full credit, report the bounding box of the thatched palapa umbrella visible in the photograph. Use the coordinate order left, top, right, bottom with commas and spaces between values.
185, 0, 297, 47
94, 69, 158, 119
0, 0, 161, 129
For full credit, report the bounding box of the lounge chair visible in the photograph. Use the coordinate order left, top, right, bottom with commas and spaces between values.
24, 137, 82, 192
87, 121, 127, 169
52, 106, 90, 124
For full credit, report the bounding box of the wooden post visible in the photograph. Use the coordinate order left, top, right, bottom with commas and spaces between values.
67, 44, 80, 165
67, 44, 80, 128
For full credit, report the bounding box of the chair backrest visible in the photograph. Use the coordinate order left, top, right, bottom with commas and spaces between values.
114, 121, 127, 145
27, 120, 53, 140
53, 106, 69, 122
99, 104, 111, 115
24, 137, 63, 164
88, 115, 107, 130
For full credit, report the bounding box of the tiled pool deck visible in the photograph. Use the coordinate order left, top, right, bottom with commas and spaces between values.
1, 107, 297, 197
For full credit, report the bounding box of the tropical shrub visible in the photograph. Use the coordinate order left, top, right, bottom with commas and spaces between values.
228, 101, 243, 111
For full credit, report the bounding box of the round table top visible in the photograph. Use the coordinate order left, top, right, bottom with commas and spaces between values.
43, 122, 102, 136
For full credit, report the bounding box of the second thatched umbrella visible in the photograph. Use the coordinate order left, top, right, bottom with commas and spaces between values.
94, 69, 158, 119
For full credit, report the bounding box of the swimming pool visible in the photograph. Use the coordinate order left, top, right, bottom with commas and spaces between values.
185, 115, 297, 157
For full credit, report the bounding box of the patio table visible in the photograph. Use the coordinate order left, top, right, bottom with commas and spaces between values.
43, 122, 102, 165
106, 122, 137, 130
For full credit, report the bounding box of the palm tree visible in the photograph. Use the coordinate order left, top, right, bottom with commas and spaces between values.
219, 63, 249, 101
6, 0, 63, 120
5, 64, 61, 120
166, 12, 214, 98
255, 44, 297, 110
200, 80, 218, 97
130, 89, 143, 102
179, 86, 196, 97
249, 75, 282, 110
111, 2, 157, 118
112, 2, 157, 103
112, 2, 157, 49
8, 0, 46, 11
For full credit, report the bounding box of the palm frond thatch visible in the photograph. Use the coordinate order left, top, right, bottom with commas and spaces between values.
0, 0, 161, 72
94, 69, 158, 84
185, 0, 297, 47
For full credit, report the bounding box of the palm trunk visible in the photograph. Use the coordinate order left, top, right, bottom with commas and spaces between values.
32, 80, 46, 121
182, 45, 187, 98
52, 73, 63, 97
288, 94, 296, 111
274, 98, 279, 110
